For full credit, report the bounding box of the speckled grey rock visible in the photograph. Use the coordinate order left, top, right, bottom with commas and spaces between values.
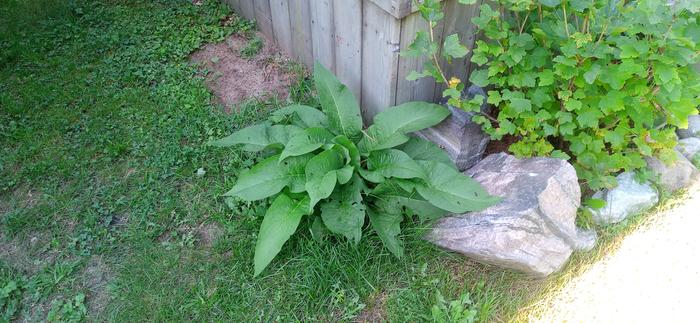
645, 151, 699, 193
427, 153, 595, 278
590, 172, 659, 225
677, 115, 700, 139
676, 137, 700, 162
417, 86, 490, 171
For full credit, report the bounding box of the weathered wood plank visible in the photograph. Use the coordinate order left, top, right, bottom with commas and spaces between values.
333, 0, 363, 100
368, 0, 427, 19
362, 1, 402, 123
396, 13, 439, 104
269, 0, 293, 54
223, 0, 241, 15
254, 0, 274, 40
238, 0, 255, 20
288, 0, 314, 67
310, 0, 335, 72
434, 0, 481, 101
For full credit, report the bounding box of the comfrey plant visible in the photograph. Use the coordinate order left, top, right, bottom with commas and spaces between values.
406, 0, 700, 190
211, 63, 500, 276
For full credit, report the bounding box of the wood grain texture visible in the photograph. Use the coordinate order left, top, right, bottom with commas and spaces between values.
396, 13, 439, 104
361, 1, 401, 123
367, 0, 420, 19
269, 0, 293, 54
224, 0, 241, 14
288, 0, 314, 67
239, 0, 255, 19
254, 0, 274, 39
310, 0, 335, 72
333, 0, 363, 100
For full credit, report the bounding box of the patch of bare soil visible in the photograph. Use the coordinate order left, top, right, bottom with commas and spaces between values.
197, 222, 223, 248
190, 33, 295, 112
81, 256, 114, 318
354, 291, 389, 323
484, 134, 518, 155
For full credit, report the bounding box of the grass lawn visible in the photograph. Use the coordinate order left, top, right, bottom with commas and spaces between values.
0, 0, 686, 321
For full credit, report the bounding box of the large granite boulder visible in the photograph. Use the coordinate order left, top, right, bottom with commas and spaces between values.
589, 172, 659, 225
417, 86, 490, 171
428, 153, 595, 278
645, 151, 699, 193
677, 115, 700, 139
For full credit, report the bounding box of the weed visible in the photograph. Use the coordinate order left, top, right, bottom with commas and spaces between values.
239, 36, 263, 59
47, 293, 88, 322
0, 263, 24, 322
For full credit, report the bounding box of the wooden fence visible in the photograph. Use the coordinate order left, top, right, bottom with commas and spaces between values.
222, 0, 482, 123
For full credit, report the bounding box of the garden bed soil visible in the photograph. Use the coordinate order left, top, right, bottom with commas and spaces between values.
484, 134, 518, 155
190, 32, 294, 112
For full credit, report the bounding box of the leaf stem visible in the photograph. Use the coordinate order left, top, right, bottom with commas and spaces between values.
428, 21, 449, 84
562, 1, 570, 37
519, 12, 530, 34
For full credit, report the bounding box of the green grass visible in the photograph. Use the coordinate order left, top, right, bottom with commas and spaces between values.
0, 0, 686, 321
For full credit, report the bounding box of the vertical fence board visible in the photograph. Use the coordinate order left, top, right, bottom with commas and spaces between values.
310, 0, 335, 72
269, 0, 293, 54
362, 1, 401, 122
396, 14, 439, 104
239, 0, 255, 19
224, 0, 241, 14
221, 0, 482, 120
333, 0, 363, 100
254, 0, 274, 40
434, 0, 482, 101
289, 0, 314, 67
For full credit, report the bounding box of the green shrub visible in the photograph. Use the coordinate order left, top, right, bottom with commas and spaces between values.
407, 0, 700, 190
211, 63, 500, 276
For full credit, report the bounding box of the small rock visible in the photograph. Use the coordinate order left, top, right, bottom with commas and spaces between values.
427, 153, 594, 278
677, 115, 700, 139
417, 85, 490, 171
196, 168, 206, 177
676, 137, 700, 162
589, 172, 659, 225
645, 151, 699, 193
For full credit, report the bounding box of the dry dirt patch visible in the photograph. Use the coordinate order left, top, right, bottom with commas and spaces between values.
190, 33, 295, 112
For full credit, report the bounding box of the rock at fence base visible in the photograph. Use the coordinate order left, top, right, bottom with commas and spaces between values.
417, 86, 490, 171
677, 115, 700, 139
677, 138, 700, 162
590, 172, 659, 225
427, 153, 594, 278
645, 151, 699, 193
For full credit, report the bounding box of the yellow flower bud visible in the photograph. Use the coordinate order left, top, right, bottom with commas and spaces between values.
448, 77, 461, 89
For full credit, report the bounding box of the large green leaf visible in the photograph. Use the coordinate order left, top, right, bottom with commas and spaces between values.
356, 124, 411, 154
332, 135, 360, 167
320, 175, 366, 243
254, 194, 309, 276
367, 207, 404, 258
279, 127, 334, 161
372, 102, 450, 134
269, 104, 329, 128
442, 34, 469, 60
305, 146, 346, 209
336, 165, 354, 184
365, 149, 426, 181
313, 62, 363, 140
224, 154, 290, 201
209, 124, 302, 151
415, 161, 500, 213
371, 181, 446, 222
398, 136, 454, 167
282, 154, 313, 193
